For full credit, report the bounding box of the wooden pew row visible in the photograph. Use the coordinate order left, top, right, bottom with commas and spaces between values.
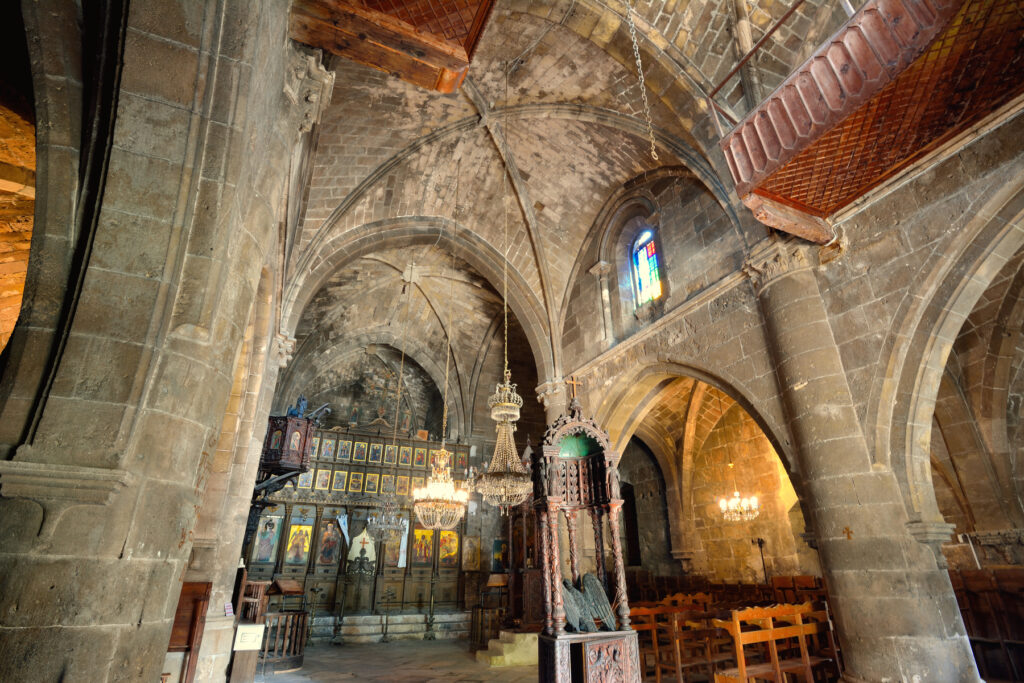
630, 600, 842, 682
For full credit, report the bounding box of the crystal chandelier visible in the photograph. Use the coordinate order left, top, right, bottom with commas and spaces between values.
719, 488, 760, 522
413, 447, 469, 529
475, 370, 532, 513
720, 454, 761, 524
412, 203, 469, 530
715, 387, 760, 523
366, 492, 405, 543
473, 118, 532, 514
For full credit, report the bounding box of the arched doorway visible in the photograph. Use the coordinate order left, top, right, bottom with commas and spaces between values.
0, 2, 35, 352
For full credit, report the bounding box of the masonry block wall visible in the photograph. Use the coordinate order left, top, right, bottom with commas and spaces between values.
0, 0, 309, 680
688, 397, 810, 581
618, 439, 679, 576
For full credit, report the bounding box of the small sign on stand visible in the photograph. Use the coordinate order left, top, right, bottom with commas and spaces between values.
233, 624, 265, 651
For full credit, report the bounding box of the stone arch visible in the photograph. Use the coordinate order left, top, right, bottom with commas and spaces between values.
0, 0, 89, 454
593, 361, 815, 578
278, 332, 468, 441
282, 216, 556, 384
594, 361, 796, 478
292, 107, 737, 330
556, 165, 753, 353
876, 180, 1024, 524
506, 0, 719, 152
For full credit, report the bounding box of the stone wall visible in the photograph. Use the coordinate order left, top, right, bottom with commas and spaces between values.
687, 400, 813, 582
0, 1, 314, 680
301, 348, 442, 436
561, 172, 751, 369
618, 439, 679, 577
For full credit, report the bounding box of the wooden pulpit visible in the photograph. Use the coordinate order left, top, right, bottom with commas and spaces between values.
532, 397, 640, 682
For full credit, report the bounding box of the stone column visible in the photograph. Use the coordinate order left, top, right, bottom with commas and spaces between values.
588, 260, 614, 343
536, 380, 567, 424
745, 237, 978, 681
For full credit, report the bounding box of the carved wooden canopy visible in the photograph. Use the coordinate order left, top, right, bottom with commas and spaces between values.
533, 397, 621, 511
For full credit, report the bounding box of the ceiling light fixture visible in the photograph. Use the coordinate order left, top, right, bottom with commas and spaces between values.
413, 152, 469, 530
473, 70, 532, 514
714, 388, 760, 523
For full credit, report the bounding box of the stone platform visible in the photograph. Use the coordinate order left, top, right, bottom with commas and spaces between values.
308, 611, 471, 644
255, 640, 536, 682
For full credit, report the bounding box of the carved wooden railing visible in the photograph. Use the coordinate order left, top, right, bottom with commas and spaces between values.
260, 611, 309, 670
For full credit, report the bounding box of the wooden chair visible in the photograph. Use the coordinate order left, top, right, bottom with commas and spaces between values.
802, 605, 842, 678
712, 602, 832, 682
631, 605, 673, 682
793, 575, 826, 605
771, 576, 796, 605
656, 610, 735, 683
662, 592, 713, 609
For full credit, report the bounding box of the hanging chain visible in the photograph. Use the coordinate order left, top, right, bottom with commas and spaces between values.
503, 169, 509, 377
438, 156, 462, 450
390, 269, 413, 448
502, 70, 511, 378
625, 0, 659, 161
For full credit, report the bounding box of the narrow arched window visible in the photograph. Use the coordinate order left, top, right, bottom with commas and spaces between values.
631, 228, 662, 306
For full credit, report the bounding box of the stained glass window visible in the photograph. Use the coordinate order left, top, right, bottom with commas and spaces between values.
632, 230, 662, 306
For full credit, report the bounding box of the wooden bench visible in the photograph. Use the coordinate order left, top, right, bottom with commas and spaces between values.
713, 602, 832, 682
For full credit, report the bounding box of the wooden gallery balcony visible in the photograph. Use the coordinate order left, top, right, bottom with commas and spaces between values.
712, 0, 1024, 243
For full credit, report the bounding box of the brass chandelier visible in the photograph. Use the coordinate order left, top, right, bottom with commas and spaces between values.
475, 370, 532, 513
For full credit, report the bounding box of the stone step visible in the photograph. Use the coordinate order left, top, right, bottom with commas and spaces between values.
476, 631, 538, 667
308, 610, 471, 645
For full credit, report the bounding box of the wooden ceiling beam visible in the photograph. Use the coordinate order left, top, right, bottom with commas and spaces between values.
291, 0, 469, 73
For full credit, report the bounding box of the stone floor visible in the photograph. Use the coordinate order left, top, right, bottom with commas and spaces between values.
255, 641, 538, 682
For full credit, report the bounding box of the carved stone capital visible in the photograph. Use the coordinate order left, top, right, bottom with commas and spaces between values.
743, 237, 817, 294
284, 45, 334, 134
536, 379, 563, 401
588, 260, 611, 277
907, 519, 956, 567
670, 549, 694, 573
742, 194, 835, 244
274, 333, 297, 368
0, 459, 133, 542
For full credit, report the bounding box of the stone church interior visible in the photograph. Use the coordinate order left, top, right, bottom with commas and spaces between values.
1, 0, 1023, 681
